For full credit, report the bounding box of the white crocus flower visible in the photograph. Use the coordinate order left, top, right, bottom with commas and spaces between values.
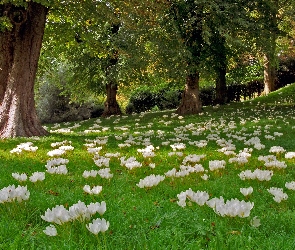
29, 172, 45, 182
240, 187, 253, 196
43, 225, 58, 236
86, 218, 110, 235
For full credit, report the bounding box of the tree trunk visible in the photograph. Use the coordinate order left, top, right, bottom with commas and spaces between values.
215, 66, 227, 105
0, 3, 48, 138
176, 73, 202, 115
101, 83, 122, 117
263, 53, 276, 95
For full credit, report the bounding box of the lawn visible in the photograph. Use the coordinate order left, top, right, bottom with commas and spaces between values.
0, 83, 295, 249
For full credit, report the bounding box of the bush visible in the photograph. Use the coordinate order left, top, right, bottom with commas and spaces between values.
36, 80, 104, 123
127, 88, 156, 113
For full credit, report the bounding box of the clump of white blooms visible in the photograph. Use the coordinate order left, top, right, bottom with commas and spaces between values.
97, 168, 113, 179
43, 225, 58, 236
182, 154, 206, 165
238, 169, 273, 181
86, 218, 110, 235
45, 158, 69, 175
47, 149, 66, 157
120, 157, 142, 170
10, 142, 38, 154
0, 185, 30, 203
137, 145, 156, 158
87, 147, 103, 154
46, 158, 69, 167
206, 197, 254, 217
41, 201, 106, 225
264, 160, 287, 169
258, 155, 277, 163
170, 143, 186, 151
83, 185, 103, 195
136, 174, 165, 188
285, 152, 295, 159
93, 155, 110, 167
82, 170, 98, 178
285, 181, 295, 190
29, 172, 45, 182
209, 160, 226, 171
267, 187, 288, 203
177, 189, 209, 207
244, 137, 265, 150
12, 173, 27, 182
240, 187, 253, 196
269, 146, 286, 154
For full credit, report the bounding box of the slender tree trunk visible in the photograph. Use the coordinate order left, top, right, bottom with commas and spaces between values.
263, 53, 276, 95
102, 82, 122, 117
176, 73, 202, 115
0, 3, 48, 138
215, 66, 227, 104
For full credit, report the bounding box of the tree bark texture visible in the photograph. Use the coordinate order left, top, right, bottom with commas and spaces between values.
102, 83, 122, 117
215, 66, 227, 105
263, 53, 276, 95
0, 2, 48, 138
176, 73, 202, 115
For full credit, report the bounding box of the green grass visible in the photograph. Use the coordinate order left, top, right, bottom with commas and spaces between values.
1, 83, 295, 249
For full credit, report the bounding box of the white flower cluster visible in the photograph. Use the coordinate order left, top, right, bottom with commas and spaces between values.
10, 142, 38, 154
269, 146, 286, 154
0, 185, 30, 203
12, 173, 27, 182
120, 157, 142, 170
285, 152, 295, 159
45, 158, 69, 175
170, 143, 186, 151
177, 189, 209, 207
82, 168, 113, 179
137, 145, 156, 158
86, 218, 110, 235
285, 181, 295, 190
43, 225, 57, 236
264, 160, 287, 169
136, 174, 165, 188
206, 197, 254, 217
182, 154, 206, 165
29, 172, 45, 182
41, 201, 106, 225
209, 160, 226, 171
93, 155, 110, 167
244, 137, 265, 150
240, 187, 253, 196
83, 185, 102, 195
87, 146, 103, 154
267, 187, 288, 203
165, 164, 205, 178
176, 189, 254, 218
238, 169, 273, 181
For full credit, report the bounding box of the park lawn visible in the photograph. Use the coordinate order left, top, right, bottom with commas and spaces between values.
0, 83, 295, 249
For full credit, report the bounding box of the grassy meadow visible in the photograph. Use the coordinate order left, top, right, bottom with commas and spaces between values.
0, 83, 295, 249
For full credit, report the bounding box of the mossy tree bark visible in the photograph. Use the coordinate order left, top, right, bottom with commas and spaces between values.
0, 2, 48, 138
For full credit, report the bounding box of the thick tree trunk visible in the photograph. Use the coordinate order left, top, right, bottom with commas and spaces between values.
0, 3, 48, 138
101, 83, 122, 117
263, 53, 276, 95
176, 73, 202, 115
